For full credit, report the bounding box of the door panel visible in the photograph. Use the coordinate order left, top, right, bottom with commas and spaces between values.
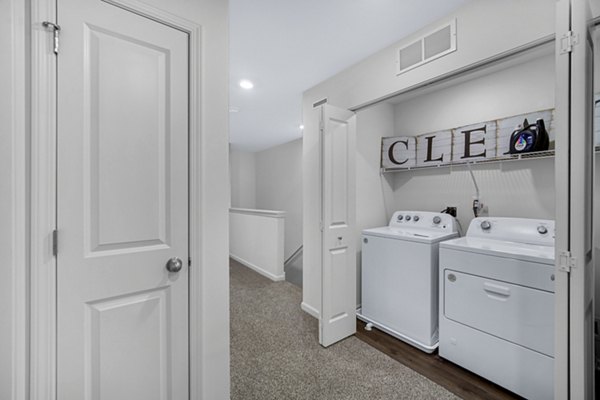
57, 1, 189, 399
320, 105, 356, 347
86, 288, 170, 399
86, 24, 171, 252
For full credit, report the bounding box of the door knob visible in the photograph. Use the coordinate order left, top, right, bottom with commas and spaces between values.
166, 257, 183, 273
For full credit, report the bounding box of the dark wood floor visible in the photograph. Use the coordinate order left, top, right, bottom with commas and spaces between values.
355, 319, 523, 400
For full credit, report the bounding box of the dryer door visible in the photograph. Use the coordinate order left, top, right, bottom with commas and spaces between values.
444, 270, 554, 356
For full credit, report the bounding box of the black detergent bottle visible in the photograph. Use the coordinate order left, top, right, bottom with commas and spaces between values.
508, 118, 550, 154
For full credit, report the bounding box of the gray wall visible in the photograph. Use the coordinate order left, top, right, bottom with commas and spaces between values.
255, 138, 303, 260
354, 103, 396, 306
230, 149, 257, 208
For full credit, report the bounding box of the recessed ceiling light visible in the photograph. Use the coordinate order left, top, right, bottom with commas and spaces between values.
299, 125, 305, 130
239, 79, 254, 90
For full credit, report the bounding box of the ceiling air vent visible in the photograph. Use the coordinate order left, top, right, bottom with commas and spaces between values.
396, 19, 456, 75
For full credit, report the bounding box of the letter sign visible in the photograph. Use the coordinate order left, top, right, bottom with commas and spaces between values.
380, 109, 553, 170
382, 136, 416, 168
452, 121, 497, 162
416, 130, 452, 166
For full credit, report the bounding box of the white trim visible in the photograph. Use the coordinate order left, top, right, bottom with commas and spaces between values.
230, 255, 285, 281
229, 208, 286, 218
30, 0, 58, 398
10, 1, 30, 399
553, 1, 570, 398
301, 302, 320, 319
29, 0, 210, 399
567, 1, 595, 398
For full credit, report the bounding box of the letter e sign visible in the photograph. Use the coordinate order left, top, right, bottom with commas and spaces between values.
452, 121, 497, 162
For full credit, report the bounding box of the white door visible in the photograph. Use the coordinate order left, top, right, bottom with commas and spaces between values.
56, 1, 189, 399
319, 104, 357, 347
555, 0, 595, 398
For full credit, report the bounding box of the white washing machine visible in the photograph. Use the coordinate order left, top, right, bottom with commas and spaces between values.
358, 211, 458, 353
439, 217, 555, 400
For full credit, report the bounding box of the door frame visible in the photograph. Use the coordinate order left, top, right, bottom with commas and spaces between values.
6, 0, 30, 399
553, 2, 570, 398
28, 0, 205, 399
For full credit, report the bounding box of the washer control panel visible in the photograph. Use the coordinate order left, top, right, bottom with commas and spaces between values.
390, 211, 457, 233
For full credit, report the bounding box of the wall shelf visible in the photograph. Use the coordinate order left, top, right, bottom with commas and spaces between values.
381, 149, 556, 173
381, 146, 600, 173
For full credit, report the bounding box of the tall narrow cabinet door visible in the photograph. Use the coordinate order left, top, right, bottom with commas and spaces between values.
56, 1, 189, 399
319, 104, 357, 347
555, 0, 595, 398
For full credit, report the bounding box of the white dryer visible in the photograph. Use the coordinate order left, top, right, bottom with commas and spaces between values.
439, 217, 555, 400
358, 211, 458, 353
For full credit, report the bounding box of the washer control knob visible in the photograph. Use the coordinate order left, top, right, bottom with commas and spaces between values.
413, 215, 420, 222
405, 215, 411, 221
397, 214, 404, 221
537, 225, 548, 235
480, 220, 491, 230
433, 216, 441, 225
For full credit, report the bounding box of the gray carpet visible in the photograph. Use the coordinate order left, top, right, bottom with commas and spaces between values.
230, 259, 459, 400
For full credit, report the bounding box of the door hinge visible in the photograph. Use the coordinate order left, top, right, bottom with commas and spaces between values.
188, 257, 191, 267
560, 30, 579, 55
52, 229, 58, 257
558, 250, 575, 273
319, 221, 324, 232
42, 21, 61, 55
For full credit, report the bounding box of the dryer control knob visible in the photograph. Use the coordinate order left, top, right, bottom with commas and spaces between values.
433, 216, 441, 224
413, 215, 420, 222
405, 215, 411, 221
397, 214, 404, 221
537, 225, 548, 235
480, 220, 491, 230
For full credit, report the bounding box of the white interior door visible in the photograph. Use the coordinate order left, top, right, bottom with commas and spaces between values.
555, 0, 595, 398
56, 1, 189, 399
319, 104, 357, 347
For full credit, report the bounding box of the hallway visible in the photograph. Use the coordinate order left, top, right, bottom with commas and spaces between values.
229, 259, 458, 400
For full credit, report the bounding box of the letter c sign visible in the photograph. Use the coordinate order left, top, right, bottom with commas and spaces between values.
388, 140, 409, 165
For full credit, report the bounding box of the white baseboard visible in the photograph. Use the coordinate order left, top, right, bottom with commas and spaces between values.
301, 302, 320, 319
230, 254, 284, 281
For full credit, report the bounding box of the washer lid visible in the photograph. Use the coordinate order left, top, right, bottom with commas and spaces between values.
440, 236, 555, 265
362, 226, 459, 244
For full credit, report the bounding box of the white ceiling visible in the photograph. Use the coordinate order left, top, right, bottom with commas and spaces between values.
229, 0, 470, 152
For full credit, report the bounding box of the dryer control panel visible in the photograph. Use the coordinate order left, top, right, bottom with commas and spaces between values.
466, 217, 555, 246
389, 211, 457, 234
